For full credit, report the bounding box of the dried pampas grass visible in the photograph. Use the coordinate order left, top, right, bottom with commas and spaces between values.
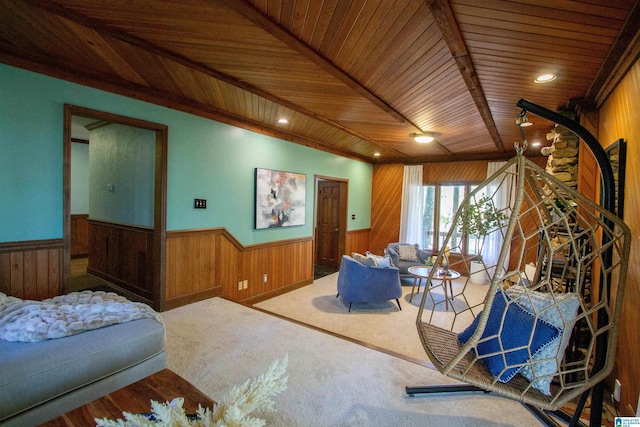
96, 355, 288, 427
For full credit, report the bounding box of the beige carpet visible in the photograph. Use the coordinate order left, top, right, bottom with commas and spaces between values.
162, 297, 544, 426
254, 272, 489, 364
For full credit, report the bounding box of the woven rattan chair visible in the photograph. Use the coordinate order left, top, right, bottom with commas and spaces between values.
411, 102, 630, 426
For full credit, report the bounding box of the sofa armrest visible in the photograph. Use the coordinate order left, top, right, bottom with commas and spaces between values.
385, 245, 400, 267
417, 248, 431, 263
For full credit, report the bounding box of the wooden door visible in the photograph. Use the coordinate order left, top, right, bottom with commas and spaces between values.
317, 181, 342, 269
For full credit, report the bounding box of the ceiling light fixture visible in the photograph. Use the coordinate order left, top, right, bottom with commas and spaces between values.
276, 118, 289, 124
534, 74, 556, 84
373, 152, 381, 157
412, 132, 436, 143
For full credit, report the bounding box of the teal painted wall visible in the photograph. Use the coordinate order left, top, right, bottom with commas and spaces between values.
0, 64, 372, 244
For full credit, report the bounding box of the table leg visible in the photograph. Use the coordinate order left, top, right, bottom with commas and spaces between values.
443, 278, 449, 310
410, 277, 421, 302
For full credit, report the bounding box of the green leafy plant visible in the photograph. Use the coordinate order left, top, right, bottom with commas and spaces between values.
459, 195, 508, 262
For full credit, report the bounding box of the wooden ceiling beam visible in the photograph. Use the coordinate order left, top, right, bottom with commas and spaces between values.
0, 42, 377, 164
588, 0, 640, 108
426, 0, 505, 153
22, 0, 403, 156
219, 0, 419, 128
376, 151, 542, 165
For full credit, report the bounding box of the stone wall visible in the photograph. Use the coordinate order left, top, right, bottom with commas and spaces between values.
540, 112, 579, 190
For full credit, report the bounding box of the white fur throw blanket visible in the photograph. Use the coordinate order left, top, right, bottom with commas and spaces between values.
0, 291, 161, 342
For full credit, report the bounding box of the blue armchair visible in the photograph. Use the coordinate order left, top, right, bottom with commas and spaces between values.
336, 255, 402, 312
385, 243, 431, 277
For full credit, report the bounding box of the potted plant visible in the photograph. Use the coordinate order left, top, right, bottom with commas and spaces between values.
459, 195, 508, 284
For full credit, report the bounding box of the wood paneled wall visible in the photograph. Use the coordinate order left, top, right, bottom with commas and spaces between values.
371, 160, 502, 256
0, 239, 62, 299
423, 160, 488, 184
346, 228, 371, 256
88, 219, 154, 303
165, 228, 313, 309
70, 214, 89, 257
597, 58, 640, 416
370, 164, 403, 256
371, 159, 548, 260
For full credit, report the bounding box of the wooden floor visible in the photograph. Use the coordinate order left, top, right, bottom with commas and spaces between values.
68, 257, 115, 293
70, 257, 88, 277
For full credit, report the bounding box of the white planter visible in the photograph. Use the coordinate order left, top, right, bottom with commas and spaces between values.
470, 261, 488, 285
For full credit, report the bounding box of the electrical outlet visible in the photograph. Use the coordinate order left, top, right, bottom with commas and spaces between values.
613, 379, 621, 402
263, 274, 268, 283
243, 280, 248, 290
237, 281, 242, 291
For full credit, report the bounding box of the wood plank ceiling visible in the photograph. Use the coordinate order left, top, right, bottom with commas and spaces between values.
0, 0, 638, 163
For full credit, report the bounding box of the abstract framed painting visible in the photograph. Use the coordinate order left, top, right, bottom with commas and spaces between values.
255, 168, 306, 229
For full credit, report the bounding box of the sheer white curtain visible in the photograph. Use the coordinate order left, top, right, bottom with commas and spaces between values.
399, 165, 424, 246
482, 161, 516, 276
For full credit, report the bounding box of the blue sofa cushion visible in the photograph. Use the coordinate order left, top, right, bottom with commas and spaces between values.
458, 291, 560, 382
0, 318, 165, 422
365, 251, 392, 268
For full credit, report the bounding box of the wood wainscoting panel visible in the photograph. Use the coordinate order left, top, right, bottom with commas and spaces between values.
0, 239, 62, 300
165, 230, 218, 301
346, 228, 371, 255
166, 228, 313, 308
216, 232, 242, 301
70, 214, 89, 258
242, 238, 313, 299
88, 220, 154, 302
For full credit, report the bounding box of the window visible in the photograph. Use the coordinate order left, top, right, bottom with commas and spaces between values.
422, 183, 478, 255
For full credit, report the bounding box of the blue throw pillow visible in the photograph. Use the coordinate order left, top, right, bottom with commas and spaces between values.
458, 290, 561, 382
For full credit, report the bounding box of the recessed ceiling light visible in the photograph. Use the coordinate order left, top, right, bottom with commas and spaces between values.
534, 74, 556, 84
531, 142, 541, 147
373, 152, 381, 157
277, 118, 289, 124
412, 132, 436, 143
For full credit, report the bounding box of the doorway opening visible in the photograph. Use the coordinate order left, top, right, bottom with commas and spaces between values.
63, 105, 168, 311
314, 176, 348, 280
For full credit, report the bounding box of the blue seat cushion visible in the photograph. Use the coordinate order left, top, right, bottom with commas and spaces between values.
0, 318, 165, 421
458, 291, 560, 382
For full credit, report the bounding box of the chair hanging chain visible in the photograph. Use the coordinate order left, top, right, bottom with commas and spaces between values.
514, 109, 529, 154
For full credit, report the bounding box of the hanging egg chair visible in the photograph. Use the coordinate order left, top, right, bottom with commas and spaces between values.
413, 103, 631, 415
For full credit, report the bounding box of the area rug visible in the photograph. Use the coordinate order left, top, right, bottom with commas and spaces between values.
162, 297, 544, 426
254, 272, 488, 363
